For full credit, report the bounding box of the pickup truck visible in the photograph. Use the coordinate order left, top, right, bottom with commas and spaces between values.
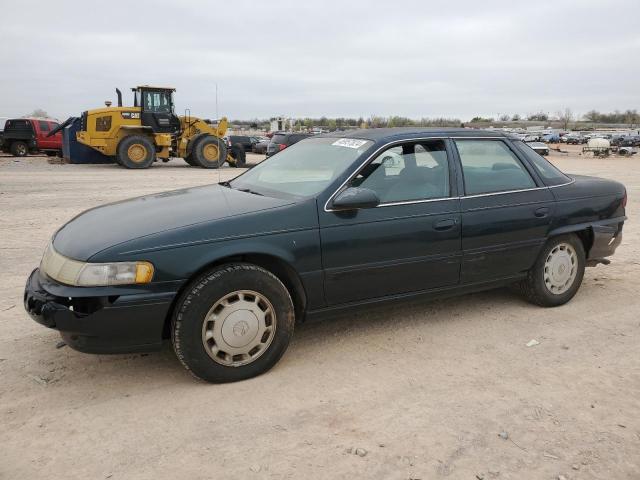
1, 117, 63, 157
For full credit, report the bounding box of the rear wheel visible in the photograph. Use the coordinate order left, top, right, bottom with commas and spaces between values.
171, 263, 295, 383
518, 234, 586, 307
229, 144, 246, 167
116, 135, 155, 169
191, 136, 227, 169
10, 141, 28, 157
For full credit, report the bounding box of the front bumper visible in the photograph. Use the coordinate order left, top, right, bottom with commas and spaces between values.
24, 269, 176, 354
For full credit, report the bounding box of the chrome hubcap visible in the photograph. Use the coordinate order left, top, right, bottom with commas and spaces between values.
202, 290, 276, 367
544, 243, 577, 294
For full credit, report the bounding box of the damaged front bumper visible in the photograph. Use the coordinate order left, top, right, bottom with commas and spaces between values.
24, 268, 177, 354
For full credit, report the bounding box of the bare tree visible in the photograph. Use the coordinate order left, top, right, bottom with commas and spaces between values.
556, 108, 573, 130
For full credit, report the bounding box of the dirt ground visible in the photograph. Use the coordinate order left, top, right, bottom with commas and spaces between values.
1, 147, 639, 480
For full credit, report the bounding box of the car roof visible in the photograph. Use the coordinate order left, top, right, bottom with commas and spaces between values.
317, 127, 513, 143
8, 117, 58, 122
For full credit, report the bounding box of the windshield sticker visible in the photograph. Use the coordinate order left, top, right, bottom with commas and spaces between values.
332, 138, 368, 149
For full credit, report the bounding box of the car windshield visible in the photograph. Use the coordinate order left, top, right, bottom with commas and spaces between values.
229, 137, 373, 199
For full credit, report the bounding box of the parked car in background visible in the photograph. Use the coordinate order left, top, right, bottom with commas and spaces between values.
522, 134, 540, 142
1, 118, 62, 157
253, 137, 270, 154
266, 132, 312, 157
226, 135, 261, 153
528, 141, 550, 156
24, 128, 626, 383
619, 135, 640, 147
542, 133, 560, 143
564, 134, 586, 145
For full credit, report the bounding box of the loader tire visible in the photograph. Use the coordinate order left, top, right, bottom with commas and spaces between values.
117, 135, 155, 169
229, 144, 246, 168
184, 153, 198, 166
192, 136, 227, 169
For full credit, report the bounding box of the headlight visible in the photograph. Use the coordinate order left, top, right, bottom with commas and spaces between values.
40, 243, 154, 286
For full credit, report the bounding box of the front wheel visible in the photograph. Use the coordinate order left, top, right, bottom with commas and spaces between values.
171, 263, 295, 383
518, 234, 586, 307
191, 136, 227, 169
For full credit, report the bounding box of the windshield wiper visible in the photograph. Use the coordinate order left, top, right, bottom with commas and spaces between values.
236, 188, 264, 196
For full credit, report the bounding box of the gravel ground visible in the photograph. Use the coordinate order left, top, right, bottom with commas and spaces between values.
1, 147, 639, 479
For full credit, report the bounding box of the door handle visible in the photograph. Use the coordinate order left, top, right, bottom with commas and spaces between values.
434, 218, 456, 231
534, 207, 550, 218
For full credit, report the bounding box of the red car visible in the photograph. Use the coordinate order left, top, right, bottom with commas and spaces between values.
1, 117, 63, 157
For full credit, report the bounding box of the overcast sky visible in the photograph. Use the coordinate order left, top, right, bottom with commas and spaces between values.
1, 0, 638, 121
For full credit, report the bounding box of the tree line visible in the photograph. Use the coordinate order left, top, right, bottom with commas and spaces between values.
474, 109, 639, 126
233, 115, 462, 130
234, 109, 638, 131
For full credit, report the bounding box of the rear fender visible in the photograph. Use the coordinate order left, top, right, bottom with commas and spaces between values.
547, 217, 625, 261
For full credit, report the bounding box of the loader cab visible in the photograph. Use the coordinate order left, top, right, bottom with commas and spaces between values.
134, 86, 181, 134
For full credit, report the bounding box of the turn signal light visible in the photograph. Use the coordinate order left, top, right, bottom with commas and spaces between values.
135, 262, 155, 284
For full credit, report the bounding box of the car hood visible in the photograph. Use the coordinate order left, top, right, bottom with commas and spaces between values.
52, 184, 294, 261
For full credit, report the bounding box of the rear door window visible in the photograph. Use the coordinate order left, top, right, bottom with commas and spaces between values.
455, 140, 536, 195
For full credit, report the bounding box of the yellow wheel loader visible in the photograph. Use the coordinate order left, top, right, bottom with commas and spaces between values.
75, 85, 245, 169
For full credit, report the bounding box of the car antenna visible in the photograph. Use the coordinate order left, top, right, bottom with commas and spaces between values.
216, 82, 220, 187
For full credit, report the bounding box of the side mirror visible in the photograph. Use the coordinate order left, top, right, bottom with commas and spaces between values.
332, 187, 380, 210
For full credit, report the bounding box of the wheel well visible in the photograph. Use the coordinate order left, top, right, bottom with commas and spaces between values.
573, 229, 594, 256
550, 228, 593, 256
162, 254, 308, 339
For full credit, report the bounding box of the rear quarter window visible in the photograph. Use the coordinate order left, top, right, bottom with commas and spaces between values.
515, 141, 571, 186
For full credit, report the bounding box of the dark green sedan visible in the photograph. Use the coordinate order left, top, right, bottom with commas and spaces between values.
24, 128, 626, 382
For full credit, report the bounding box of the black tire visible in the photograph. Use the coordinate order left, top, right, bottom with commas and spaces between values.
518, 234, 586, 307
172, 263, 295, 383
10, 141, 28, 157
229, 144, 246, 168
191, 135, 227, 169
116, 135, 155, 169
184, 154, 198, 166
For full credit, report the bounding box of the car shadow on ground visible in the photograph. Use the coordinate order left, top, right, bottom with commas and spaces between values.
30, 287, 531, 389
